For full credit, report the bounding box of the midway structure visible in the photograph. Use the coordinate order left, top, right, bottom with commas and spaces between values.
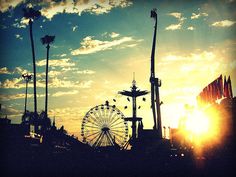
150, 9, 162, 138
119, 77, 148, 143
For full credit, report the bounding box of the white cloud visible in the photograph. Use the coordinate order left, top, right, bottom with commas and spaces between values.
36, 58, 75, 67
0, 75, 93, 89
191, 12, 208, 20
0, 67, 11, 74
0, 93, 31, 101
169, 12, 182, 19
0, 77, 24, 89
0, 66, 29, 75
15, 34, 23, 40
168, 12, 186, 22
0, 0, 24, 13
187, 26, 195, 30
165, 23, 182, 31
76, 70, 96, 74
211, 20, 236, 27
48, 78, 93, 88
71, 36, 135, 55
72, 25, 78, 32
12, 17, 28, 28
13, 67, 29, 74
162, 51, 216, 62
109, 32, 120, 38
52, 90, 78, 97
166, 12, 186, 31
40, 0, 132, 19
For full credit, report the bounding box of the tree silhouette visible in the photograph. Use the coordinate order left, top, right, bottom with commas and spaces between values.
23, 7, 41, 115
41, 35, 55, 117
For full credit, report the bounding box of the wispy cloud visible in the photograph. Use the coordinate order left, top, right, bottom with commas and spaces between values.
40, 0, 132, 19
0, 0, 24, 13
0, 66, 29, 75
71, 36, 136, 55
0, 77, 24, 89
12, 18, 28, 28
36, 58, 75, 67
72, 25, 78, 32
191, 12, 208, 19
162, 51, 215, 62
48, 78, 93, 88
0, 93, 31, 101
76, 70, 96, 74
52, 90, 78, 97
0, 105, 21, 117
0, 67, 11, 74
165, 23, 182, 31
211, 20, 236, 27
1, 0, 132, 19
15, 34, 23, 40
187, 26, 195, 30
109, 32, 120, 38
0, 76, 93, 89
165, 12, 186, 31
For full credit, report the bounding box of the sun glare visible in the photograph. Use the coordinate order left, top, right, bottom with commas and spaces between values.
178, 104, 226, 155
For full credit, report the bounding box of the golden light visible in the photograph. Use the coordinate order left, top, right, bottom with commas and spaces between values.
179, 104, 228, 156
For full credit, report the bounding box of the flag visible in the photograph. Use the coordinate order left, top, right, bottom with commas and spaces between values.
224, 75, 229, 98
227, 76, 233, 98
217, 75, 223, 99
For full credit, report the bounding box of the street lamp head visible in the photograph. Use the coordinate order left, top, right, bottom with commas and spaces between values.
22, 73, 32, 81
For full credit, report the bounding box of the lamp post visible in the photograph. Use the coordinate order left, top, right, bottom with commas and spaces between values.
22, 73, 32, 113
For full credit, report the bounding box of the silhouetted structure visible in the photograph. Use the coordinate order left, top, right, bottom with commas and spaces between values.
119, 78, 148, 144
81, 102, 128, 148
22, 73, 32, 114
150, 9, 162, 138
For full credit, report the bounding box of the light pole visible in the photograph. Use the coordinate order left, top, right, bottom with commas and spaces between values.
22, 73, 32, 114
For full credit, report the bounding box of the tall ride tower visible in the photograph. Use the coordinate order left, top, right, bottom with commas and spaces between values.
119, 78, 148, 142
150, 9, 162, 139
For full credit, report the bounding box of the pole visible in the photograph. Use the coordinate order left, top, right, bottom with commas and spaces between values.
45, 44, 50, 117
150, 9, 158, 130
24, 80, 28, 113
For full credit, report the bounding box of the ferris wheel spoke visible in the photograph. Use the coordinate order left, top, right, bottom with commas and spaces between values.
85, 130, 101, 138
90, 132, 103, 146
106, 107, 113, 124
110, 131, 125, 144
88, 114, 104, 127
95, 132, 105, 147
88, 113, 103, 126
108, 114, 120, 126
87, 118, 103, 128
94, 110, 105, 126
109, 115, 123, 127
83, 128, 100, 132
110, 120, 125, 128
107, 108, 117, 125
85, 118, 99, 127
84, 124, 101, 130
110, 126, 126, 130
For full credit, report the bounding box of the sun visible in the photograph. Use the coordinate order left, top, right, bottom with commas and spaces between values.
178, 104, 225, 155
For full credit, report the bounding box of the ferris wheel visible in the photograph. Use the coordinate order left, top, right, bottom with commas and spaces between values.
81, 102, 128, 148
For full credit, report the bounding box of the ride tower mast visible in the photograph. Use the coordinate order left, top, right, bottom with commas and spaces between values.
150, 9, 162, 139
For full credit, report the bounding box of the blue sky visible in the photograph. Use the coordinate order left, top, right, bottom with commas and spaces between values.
0, 0, 235, 138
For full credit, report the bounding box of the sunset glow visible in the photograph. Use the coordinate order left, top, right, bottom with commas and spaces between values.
0, 0, 235, 140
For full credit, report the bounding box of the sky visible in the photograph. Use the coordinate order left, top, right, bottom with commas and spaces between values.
0, 0, 235, 139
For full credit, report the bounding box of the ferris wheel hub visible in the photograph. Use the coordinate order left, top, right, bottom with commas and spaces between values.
101, 127, 110, 132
